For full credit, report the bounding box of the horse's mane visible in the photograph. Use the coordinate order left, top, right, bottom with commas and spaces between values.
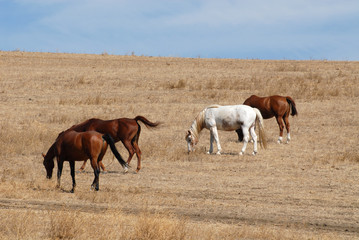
189, 105, 221, 141
43, 142, 57, 162
69, 118, 97, 131
207, 104, 221, 109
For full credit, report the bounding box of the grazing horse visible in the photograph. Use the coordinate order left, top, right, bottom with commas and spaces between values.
242, 95, 298, 144
42, 131, 128, 192
186, 105, 267, 155
67, 116, 160, 172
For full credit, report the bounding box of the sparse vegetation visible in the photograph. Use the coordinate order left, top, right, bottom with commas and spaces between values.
0, 51, 358, 239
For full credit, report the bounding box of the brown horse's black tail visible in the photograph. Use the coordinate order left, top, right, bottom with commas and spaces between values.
102, 134, 128, 169
286, 97, 298, 116
134, 116, 160, 128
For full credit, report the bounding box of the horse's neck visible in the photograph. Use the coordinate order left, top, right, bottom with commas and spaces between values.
70, 122, 89, 131
190, 111, 205, 140
45, 142, 57, 160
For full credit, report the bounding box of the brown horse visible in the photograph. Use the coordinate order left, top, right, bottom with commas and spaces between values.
42, 131, 128, 192
241, 95, 298, 143
67, 116, 160, 172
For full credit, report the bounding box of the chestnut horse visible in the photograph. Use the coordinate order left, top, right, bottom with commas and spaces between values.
67, 116, 160, 172
242, 95, 298, 143
42, 131, 128, 192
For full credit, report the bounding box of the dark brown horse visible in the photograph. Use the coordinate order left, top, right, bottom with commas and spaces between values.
67, 116, 160, 172
240, 95, 298, 143
42, 131, 128, 192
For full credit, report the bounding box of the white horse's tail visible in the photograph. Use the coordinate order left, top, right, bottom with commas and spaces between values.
253, 108, 267, 149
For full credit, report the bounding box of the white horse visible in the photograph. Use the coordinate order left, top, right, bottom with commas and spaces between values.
185, 105, 267, 155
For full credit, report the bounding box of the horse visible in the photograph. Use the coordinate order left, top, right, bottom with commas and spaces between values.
185, 105, 267, 155
66, 116, 160, 172
42, 131, 128, 192
242, 95, 298, 144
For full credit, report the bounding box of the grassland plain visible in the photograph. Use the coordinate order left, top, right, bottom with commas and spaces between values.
0, 51, 358, 239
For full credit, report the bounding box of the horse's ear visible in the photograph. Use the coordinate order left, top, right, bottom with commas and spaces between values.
185, 130, 190, 140
42, 153, 46, 158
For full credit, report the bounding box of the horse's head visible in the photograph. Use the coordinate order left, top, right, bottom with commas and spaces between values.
42, 153, 54, 179
185, 130, 197, 153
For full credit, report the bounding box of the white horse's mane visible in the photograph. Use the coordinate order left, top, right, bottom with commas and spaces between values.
190, 105, 221, 141
207, 104, 221, 109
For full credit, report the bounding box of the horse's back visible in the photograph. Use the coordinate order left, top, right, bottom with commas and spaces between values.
206, 105, 256, 130
208, 104, 254, 117
58, 130, 104, 161
81, 131, 105, 152
243, 95, 269, 110
244, 95, 289, 119
243, 95, 258, 105
70, 118, 111, 132
69, 118, 99, 131
81, 131, 103, 141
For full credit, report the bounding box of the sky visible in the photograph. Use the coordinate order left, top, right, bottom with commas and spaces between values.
1, 0, 359, 60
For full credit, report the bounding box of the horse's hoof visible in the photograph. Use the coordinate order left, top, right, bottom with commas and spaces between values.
123, 167, 129, 173
206, 151, 211, 155
252, 151, 257, 156
216, 152, 221, 155
239, 151, 244, 156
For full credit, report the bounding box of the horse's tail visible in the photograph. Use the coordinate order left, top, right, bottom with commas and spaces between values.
134, 116, 160, 128
286, 96, 298, 117
102, 134, 128, 169
253, 108, 267, 149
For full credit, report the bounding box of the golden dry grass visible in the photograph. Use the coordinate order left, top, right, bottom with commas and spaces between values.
0, 51, 358, 239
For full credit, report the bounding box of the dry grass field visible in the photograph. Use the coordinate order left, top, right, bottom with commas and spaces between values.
0, 51, 358, 239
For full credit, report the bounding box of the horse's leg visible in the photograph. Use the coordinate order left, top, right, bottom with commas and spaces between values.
240, 126, 250, 155
90, 157, 100, 191
283, 115, 291, 143
207, 130, 214, 154
99, 161, 107, 172
249, 126, 258, 155
79, 160, 87, 172
211, 126, 221, 155
235, 129, 243, 142
133, 129, 142, 172
131, 139, 142, 172
69, 161, 76, 193
123, 140, 135, 166
276, 116, 285, 144
57, 159, 64, 189
93, 167, 100, 191
97, 145, 108, 173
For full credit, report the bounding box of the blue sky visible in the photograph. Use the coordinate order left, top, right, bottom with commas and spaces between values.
1, 0, 359, 60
